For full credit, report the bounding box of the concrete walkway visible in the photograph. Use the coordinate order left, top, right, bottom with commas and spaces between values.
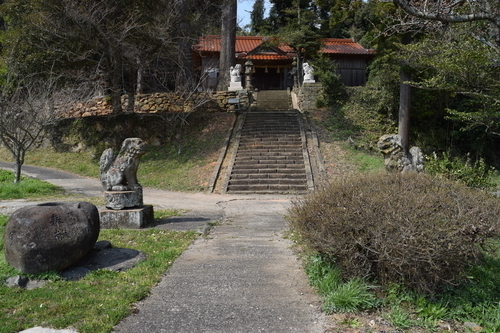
0, 162, 329, 332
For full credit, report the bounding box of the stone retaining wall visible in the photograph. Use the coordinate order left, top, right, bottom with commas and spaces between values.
292, 83, 323, 112
57, 91, 251, 118
212, 90, 251, 112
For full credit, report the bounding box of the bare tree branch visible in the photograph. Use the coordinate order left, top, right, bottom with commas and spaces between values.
392, 0, 500, 28
0, 79, 58, 182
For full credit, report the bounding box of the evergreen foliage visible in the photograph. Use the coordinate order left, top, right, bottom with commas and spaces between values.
250, 0, 269, 34
0, 0, 498, 169
425, 153, 497, 190
311, 56, 347, 108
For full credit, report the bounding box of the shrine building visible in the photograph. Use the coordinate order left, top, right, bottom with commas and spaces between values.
193, 35, 375, 91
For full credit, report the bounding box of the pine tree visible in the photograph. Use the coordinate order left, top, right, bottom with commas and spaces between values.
251, 0, 266, 34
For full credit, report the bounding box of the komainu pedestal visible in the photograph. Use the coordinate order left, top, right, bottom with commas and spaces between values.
100, 205, 154, 229
104, 188, 143, 210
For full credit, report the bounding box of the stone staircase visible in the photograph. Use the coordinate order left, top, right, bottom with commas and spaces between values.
254, 90, 290, 111
224, 111, 313, 194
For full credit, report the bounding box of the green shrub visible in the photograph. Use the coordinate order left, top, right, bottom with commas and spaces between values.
426, 153, 497, 189
288, 172, 500, 294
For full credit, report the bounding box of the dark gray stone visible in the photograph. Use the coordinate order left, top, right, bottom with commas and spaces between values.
60, 266, 91, 281
76, 247, 146, 272
94, 240, 112, 251
5, 275, 28, 288
3, 202, 100, 274
59, 245, 145, 280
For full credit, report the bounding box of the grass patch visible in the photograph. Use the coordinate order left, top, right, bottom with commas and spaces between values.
305, 255, 379, 314
0, 169, 65, 200
153, 209, 185, 220
138, 143, 220, 192
0, 150, 100, 179
0, 213, 198, 333
343, 145, 384, 173
304, 250, 500, 332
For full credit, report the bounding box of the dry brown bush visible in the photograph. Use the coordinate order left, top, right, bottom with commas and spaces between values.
288, 172, 500, 294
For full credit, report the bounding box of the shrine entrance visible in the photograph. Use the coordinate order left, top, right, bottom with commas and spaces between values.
250, 67, 292, 91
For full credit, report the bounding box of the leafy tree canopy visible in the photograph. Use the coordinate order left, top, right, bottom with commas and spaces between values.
400, 24, 500, 136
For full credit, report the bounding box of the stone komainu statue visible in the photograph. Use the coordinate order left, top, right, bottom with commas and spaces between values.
302, 62, 314, 75
230, 64, 242, 82
377, 134, 424, 173
99, 138, 147, 191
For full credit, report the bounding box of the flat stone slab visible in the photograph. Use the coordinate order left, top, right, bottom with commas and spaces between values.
19, 328, 78, 333
99, 205, 154, 229
69, 247, 146, 272
6, 242, 145, 287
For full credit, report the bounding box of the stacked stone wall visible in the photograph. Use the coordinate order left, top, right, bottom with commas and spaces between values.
211, 90, 251, 112
293, 83, 323, 112
57, 91, 251, 118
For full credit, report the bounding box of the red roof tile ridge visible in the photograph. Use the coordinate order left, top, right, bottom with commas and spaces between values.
195, 35, 375, 55
321, 38, 355, 43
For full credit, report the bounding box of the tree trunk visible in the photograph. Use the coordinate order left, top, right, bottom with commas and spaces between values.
175, 0, 195, 90
217, 0, 237, 91
398, 68, 411, 156
398, 35, 412, 155
14, 148, 24, 183
124, 67, 137, 113
136, 56, 144, 95
106, 49, 123, 114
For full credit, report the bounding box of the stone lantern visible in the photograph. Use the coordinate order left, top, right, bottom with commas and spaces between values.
291, 58, 299, 88
245, 59, 254, 90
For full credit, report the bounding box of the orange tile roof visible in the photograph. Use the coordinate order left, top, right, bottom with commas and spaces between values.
194, 36, 290, 54
321, 38, 376, 55
194, 35, 375, 57
236, 36, 264, 53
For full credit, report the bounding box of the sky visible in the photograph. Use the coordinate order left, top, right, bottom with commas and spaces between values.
237, 0, 270, 28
